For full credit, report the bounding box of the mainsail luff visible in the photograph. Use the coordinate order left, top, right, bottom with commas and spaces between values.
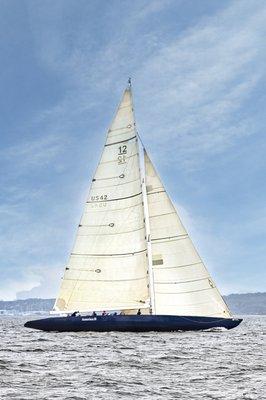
144, 150, 231, 318
54, 86, 150, 313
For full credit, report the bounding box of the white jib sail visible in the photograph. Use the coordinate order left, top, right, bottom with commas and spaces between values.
54, 88, 149, 313
144, 150, 231, 318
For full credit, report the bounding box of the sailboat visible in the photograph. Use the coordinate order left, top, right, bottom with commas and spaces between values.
25, 80, 242, 332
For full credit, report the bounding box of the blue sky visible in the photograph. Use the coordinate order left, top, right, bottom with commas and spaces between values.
0, 0, 265, 300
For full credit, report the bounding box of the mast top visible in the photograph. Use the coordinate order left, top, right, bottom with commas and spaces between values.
128, 77, 132, 88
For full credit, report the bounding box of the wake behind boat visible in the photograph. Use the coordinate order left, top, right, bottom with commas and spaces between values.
25, 80, 242, 332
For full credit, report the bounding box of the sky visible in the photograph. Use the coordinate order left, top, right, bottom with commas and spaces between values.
0, 0, 265, 300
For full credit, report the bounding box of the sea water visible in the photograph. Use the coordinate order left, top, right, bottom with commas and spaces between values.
0, 315, 264, 399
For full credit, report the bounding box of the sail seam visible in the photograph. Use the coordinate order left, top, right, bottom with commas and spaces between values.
108, 125, 134, 133
86, 191, 142, 203
77, 226, 145, 236
160, 300, 214, 307
154, 277, 210, 285
93, 178, 140, 188
151, 237, 189, 244
71, 248, 147, 257
107, 129, 135, 138
151, 234, 188, 242
97, 152, 137, 165
85, 201, 143, 212
118, 104, 131, 109
147, 190, 166, 195
149, 211, 176, 218
65, 266, 144, 272
63, 276, 147, 282
156, 287, 216, 295
105, 135, 136, 147
146, 186, 163, 192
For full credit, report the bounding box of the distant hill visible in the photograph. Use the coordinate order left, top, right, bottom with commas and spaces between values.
0, 293, 265, 315
224, 292, 266, 315
0, 298, 54, 314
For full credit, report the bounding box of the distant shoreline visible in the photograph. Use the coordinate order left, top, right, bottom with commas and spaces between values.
0, 292, 265, 315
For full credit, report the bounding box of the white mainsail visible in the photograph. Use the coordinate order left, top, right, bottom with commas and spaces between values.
53, 82, 232, 319
144, 151, 231, 318
54, 87, 149, 313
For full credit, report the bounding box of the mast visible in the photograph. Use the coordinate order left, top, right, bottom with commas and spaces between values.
142, 166, 156, 314
129, 78, 156, 315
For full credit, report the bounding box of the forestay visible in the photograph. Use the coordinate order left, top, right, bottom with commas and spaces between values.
144, 151, 231, 318
54, 88, 149, 313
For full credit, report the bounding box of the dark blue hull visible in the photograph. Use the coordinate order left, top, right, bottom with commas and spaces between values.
24, 315, 242, 332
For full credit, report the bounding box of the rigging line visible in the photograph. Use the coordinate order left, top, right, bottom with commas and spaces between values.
71, 248, 147, 257
86, 191, 142, 203
136, 130, 146, 150
105, 135, 136, 147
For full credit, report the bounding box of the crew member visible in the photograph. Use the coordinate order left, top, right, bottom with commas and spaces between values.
71, 311, 79, 317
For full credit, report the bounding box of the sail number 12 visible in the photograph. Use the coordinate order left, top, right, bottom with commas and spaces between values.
118, 145, 127, 164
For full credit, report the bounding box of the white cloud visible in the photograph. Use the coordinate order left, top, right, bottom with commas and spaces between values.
135, 1, 266, 168
0, 263, 63, 301
0, 278, 40, 301
15, 264, 63, 300
2, 134, 67, 169
26, 0, 266, 170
